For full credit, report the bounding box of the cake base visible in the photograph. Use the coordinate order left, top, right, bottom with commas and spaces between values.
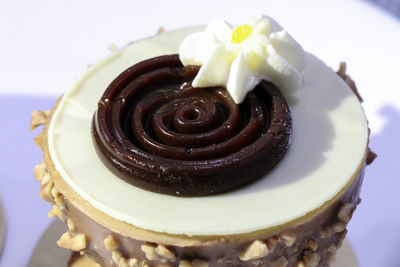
29, 220, 358, 267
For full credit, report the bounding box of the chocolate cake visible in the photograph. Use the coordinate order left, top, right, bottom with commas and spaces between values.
32, 16, 374, 267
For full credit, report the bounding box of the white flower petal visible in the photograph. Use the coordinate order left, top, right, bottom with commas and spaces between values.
224, 41, 241, 60
205, 20, 233, 42
269, 30, 306, 71
258, 44, 302, 95
254, 34, 270, 46
192, 45, 230, 88
227, 52, 261, 104
250, 15, 263, 27
253, 15, 283, 33
248, 39, 265, 58
241, 43, 261, 71
179, 32, 220, 66
242, 45, 253, 59
179, 16, 305, 103
252, 18, 271, 35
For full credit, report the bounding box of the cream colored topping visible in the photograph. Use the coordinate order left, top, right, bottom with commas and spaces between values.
179, 16, 305, 103
48, 26, 368, 236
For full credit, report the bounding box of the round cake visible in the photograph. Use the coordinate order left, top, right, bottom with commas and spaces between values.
32, 16, 374, 267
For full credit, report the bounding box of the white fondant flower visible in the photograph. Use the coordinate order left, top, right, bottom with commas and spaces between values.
179, 16, 306, 103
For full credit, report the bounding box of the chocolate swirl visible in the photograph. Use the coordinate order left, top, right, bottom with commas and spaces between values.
92, 55, 292, 196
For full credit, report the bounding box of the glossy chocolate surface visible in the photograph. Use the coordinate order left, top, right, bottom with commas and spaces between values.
92, 55, 292, 196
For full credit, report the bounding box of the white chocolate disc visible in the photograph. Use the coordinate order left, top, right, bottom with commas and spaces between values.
48, 26, 368, 236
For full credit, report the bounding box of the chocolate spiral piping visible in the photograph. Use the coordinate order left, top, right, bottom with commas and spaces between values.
92, 54, 292, 196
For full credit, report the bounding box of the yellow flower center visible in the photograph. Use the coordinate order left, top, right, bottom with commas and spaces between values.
232, 25, 253, 44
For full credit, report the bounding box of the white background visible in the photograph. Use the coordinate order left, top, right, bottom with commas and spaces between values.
1, 0, 400, 266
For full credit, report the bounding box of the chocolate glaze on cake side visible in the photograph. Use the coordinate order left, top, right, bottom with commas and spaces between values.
92, 54, 292, 196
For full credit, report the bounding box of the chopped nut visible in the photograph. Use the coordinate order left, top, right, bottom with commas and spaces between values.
112, 251, 133, 267
141, 243, 158, 261
326, 245, 337, 263
337, 62, 346, 78
179, 260, 192, 267
157, 27, 166, 35
30, 110, 49, 130
297, 260, 306, 267
192, 259, 209, 267
48, 205, 65, 220
293, 246, 299, 253
33, 162, 46, 181
270, 256, 288, 267
179, 260, 209, 267
40, 173, 51, 186
47, 205, 57, 218
327, 245, 337, 254
40, 180, 54, 202
326, 253, 336, 264
54, 196, 64, 208
336, 62, 363, 102
34, 132, 44, 150
67, 218, 76, 232
108, 43, 118, 52
338, 203, 354, 223
307, 240, 318, 252
332, 221, 346, 233
51, 187, 59, 199
104, 235, 119, 251
339, 229, 348, 243
112, 251, 122, 262
280, 230, 296, 246
303, 253, 321, 267
319, 226, 332, 239
51, 187, 64, 207
155, 245, 176, 261
119, 259, 129, 267
267, 236, 279, 252
57, 232, 87, 251
128, 258, 139, 267
239, 240, 269, 261
251, 259, 262, 266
